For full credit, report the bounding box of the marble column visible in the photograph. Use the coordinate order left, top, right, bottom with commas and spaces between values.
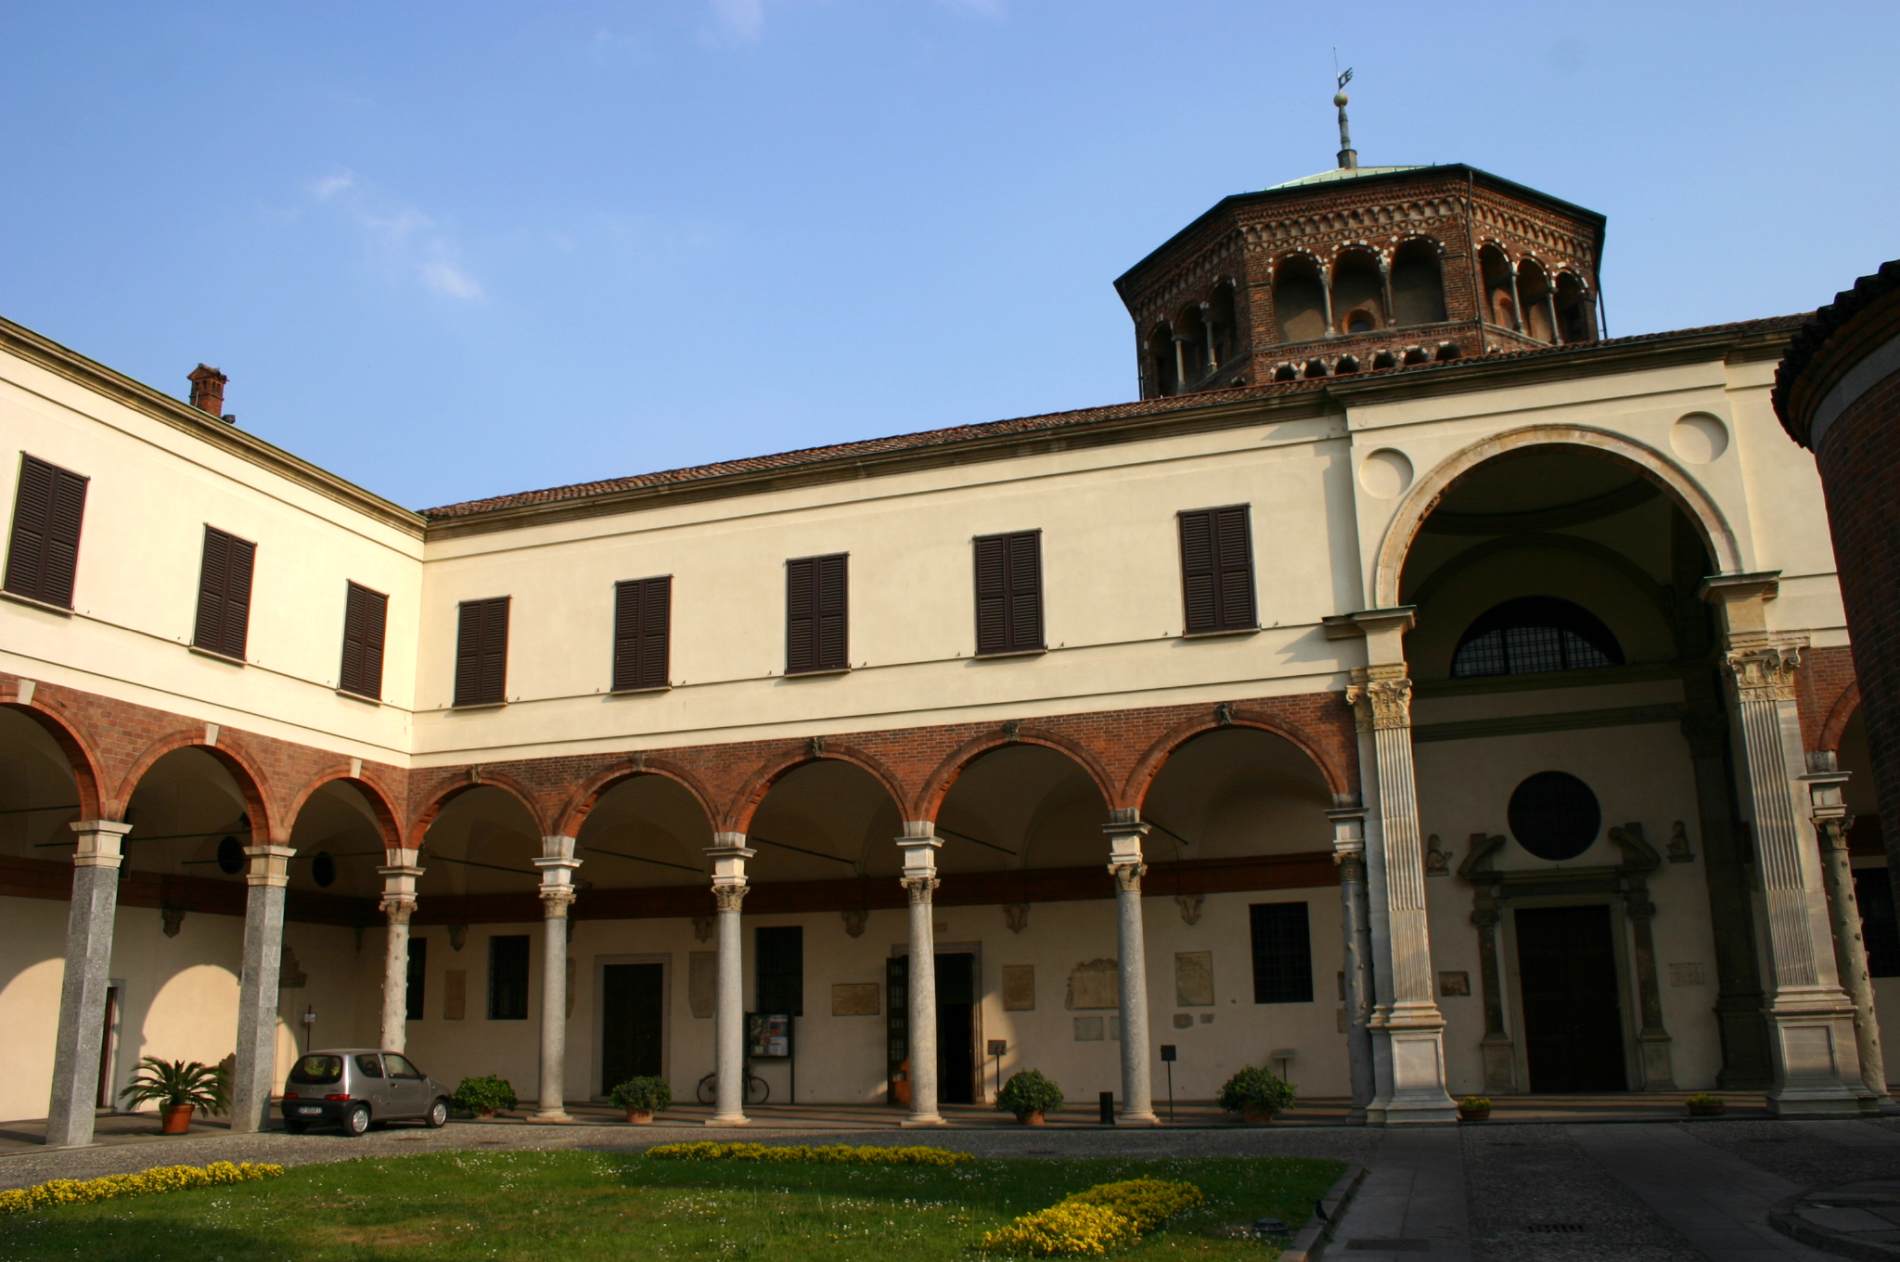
377, 856, 423, 1054
1198, 301, 1218, 374
231, 840, 295, 1133
1106, 810, 1158, 1125
1329, 808, 1376, 1120
1805, 767, 1889, 1100
1471, 895, 1515, 1092
531, 836, 580, 1122
1346, 648, 1455, 1123
897, 823, 945, 1125
1171, 336, 1190, 390
706, 834, 753, 1126
1705, 611, 1868, 1113
45, 819, 133, 1147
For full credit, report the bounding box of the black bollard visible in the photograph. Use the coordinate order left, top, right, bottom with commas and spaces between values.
1099, 1090, 1115, 1125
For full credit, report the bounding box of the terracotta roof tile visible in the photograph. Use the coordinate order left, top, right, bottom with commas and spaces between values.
422, 314, 1809, 521
1773, 259, 1900, 443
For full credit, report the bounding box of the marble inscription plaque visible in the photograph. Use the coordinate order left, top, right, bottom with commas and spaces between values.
1073, 1016, 1104, 1041
689, 951, 717, 1019
1174, 950, 1214, 1007
1066, 958, 1119, 1010
1002, 964, 1036, 1011
831, 982, 880, 1017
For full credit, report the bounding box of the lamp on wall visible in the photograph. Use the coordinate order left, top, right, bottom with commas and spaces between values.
301, 1004, 317, 1052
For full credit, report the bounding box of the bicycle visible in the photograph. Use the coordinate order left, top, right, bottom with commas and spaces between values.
697, 1063, 770, 1107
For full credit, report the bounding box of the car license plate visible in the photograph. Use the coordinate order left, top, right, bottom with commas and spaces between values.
295, 1106, 321, 1116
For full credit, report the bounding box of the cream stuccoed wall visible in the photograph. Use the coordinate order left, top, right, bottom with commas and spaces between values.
0, 336, 424, 767
0, 897, 374, 1123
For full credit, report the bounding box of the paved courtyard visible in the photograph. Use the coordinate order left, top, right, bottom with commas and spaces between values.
2, 1104, 1896, 1259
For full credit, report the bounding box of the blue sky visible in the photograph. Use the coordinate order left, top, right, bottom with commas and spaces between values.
3, 2, 1895, 510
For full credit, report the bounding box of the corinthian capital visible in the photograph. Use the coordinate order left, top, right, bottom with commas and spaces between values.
900, 873, 940, 904
1724, 644, 1801, 701
1346, 666, 1413, 731
711, 882, 749, 913
1108, 860, 1146, 893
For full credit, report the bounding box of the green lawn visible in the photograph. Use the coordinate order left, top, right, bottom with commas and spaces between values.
1, 1149, 1342, 1260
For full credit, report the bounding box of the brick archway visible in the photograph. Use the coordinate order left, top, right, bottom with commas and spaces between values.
1123, 708, 1350, 810
553, 757, 719, 841
914, 727, 1116, 822
112, 731, 278, 841
0, 689, 106, 821
408, 770, 547, 849
284, 768, 405, 854
727, 745, 908, 834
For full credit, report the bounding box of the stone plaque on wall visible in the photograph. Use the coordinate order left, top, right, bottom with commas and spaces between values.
1174, 950, 1214, 1007
1073, 1016, 1104, 1041
443, 969, 467, 1021
832, 982, 880, 1017
1438, 970, 1470, 997
689, 951, 717, 1019
1066, 958, 1119, 1010
1002, 964, 1036, 1011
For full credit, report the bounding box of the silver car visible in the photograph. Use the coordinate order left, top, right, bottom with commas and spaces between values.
280, 1048, 452, 1136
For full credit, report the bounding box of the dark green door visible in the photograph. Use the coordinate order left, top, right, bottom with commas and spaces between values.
1516, 905, 1627, 1092
601, 963, 664, 1094
936, 953, 976, 1105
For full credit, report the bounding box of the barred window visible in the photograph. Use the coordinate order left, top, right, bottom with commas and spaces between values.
1451, 597, 1623, 678
1249, 902, 1313, 1004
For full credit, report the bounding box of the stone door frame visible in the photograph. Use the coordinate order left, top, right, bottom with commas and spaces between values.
588, 952, 672, 1103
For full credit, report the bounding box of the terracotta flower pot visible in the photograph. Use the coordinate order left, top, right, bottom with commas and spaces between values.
1458, 1105, 1490, 1122
1019, 1110, 1046, 1126
1687, 1100, 1725, 1118
624, 1109, 654, 1125
1241, 1107, 1276, 1125
160, 1103, 195, 1135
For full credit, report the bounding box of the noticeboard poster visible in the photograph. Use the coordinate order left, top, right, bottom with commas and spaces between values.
747, 1012, 793, 1059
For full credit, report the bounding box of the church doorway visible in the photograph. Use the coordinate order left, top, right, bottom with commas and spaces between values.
599, 961, 665, 1094
1515, 904, 1628, 1092
886, 951, 977, 1106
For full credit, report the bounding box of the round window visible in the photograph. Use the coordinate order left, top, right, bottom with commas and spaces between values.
1506, 771, 1601, 861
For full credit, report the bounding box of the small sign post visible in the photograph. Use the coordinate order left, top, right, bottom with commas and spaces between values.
986, 1039, 1007, 1102
1159, 1044, 1177, 1121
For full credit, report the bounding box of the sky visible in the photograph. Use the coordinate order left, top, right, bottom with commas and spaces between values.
3, 1, 1896, 511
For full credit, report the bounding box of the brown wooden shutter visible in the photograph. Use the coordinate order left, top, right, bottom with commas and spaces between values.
1179, 506, 1253, 633
5, 455, 88, 608
787, 554, 847, 673
454, 596, 509, 706
613, 576, 671, 691
193, 526, 254, 658
339, 582, 388, 700
974, 530, 1043, 654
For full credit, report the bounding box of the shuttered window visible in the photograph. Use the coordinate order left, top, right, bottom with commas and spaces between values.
1177, 505, 1256, 634
973, 530, 1043, 655
786, 553, 848, 674
4, 455, 89, 609
192, 526, 256, 659
337, 581, 389, 700
453, 596, 510, 707
612, 576, 671, 692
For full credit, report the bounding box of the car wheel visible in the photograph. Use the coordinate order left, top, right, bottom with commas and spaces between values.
426, 1097, 449, 1129
342, 1103, 371, 1137
284, 1120, 308, 1135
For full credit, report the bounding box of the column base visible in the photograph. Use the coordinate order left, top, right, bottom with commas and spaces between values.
527, 1108, 574, 1124
1117, 1109, 1162, 1127
900, 1113, 946, 1127
1480, 1035, 1516, 1093
706, 1113, 751, 1127
1764, 988, 1872, 1115
1369, 1008, 1457, 1124
1638, 1031, 1677, 1091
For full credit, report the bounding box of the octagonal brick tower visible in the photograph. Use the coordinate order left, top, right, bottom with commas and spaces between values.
1114, 152, 1607, 399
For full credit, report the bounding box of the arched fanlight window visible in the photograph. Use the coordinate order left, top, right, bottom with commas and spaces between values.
1450, 596, 1624, 678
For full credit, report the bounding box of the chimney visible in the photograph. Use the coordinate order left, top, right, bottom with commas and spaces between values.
187, 364, 228, 418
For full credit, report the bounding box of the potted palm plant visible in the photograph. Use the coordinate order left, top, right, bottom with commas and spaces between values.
996, 1069, 1063, 1125
1217, 1065, 1296, 1124
609, 1076, 671, 1124
120, 1057, 229, 1134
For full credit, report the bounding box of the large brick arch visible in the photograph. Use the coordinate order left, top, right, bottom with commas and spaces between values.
1819, 679, 1862, 754
552, 756, 719, 841
0, 686, 106, 820
112, 730, 279, 841
1122, 707, 1350, 810
284, 767, 405, 854
407, 769, 547, 850
913, 726, 1116, 822
726, 744, 907, 834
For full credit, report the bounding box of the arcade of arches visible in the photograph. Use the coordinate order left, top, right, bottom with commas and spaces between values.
2, 438, 1893, 1142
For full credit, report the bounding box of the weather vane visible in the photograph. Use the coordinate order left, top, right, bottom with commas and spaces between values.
1333, 60, 1358, 170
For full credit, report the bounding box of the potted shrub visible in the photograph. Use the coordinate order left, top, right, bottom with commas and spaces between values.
1458, 1094, 1492, 1122
1685, 1092, 1726, 1119
120, 1057, 229, 1135
1217, 1065, 1295, 1124
452, 1075, 518, 1119
996, 1069, 1063, 1125
610, 1076, 672, 1124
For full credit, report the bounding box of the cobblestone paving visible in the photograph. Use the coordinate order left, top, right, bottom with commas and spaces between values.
1683, 1117, 1900, 1188
1462, 1124, 1704, 1261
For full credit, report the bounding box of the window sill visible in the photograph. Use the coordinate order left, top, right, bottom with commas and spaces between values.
334, 687, 382, 707
783, 667, 851, 679
188, 644, 246, 666
972, 647, 1047, 661
0, 589, 74, 618
1180, 625, 1260, 640
450, 700, 508, 712
607, 684, 672, 696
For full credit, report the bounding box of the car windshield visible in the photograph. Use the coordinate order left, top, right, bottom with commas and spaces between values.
289, 1054, 343, 1084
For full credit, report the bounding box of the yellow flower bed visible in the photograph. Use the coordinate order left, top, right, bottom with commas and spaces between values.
646, 1141, 973, 1167
979, 1176, 1204, 1257
0, 1160, 285, 1215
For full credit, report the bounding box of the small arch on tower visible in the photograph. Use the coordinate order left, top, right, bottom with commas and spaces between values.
1335, 354, 1360, 374
1479, 243, 1517, 329
1518, 258, 1555, 342
1175, 302, 1210, 386
1147, 321, 1178, 397
1391, 237, 1448, 325
1402, 346, 1430, 366
1372, 350, 1397, 370
1273, 362, 1299, 382
1208, 280, 1239, 366
1555, 272, 1594, 344
1272, 253, 1328, 343
1331, 246, 1384, 334
1303, 358, 1329, 379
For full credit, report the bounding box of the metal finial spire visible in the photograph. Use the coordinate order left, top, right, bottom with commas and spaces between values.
1333, 65, 1357, 170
